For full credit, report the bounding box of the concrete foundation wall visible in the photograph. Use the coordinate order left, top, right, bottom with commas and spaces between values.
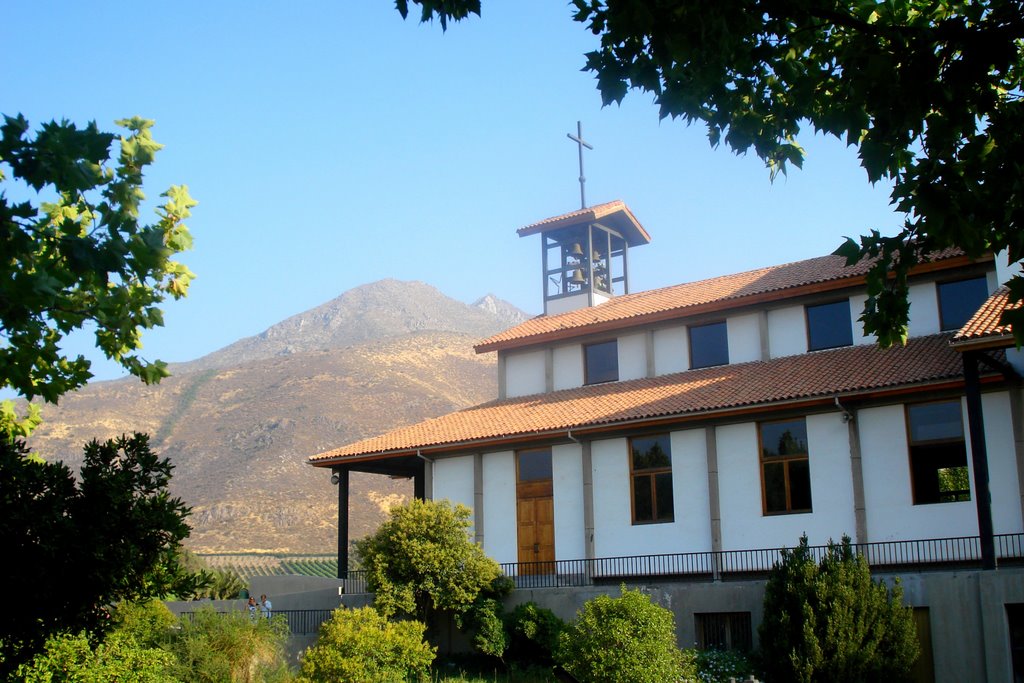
511, 567, 1024, 683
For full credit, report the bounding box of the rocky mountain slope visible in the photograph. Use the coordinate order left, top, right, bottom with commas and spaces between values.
26, 281, 530, 553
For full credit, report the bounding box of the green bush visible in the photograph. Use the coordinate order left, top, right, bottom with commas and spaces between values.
110, 599, 177, 648
355, 499, 503, 620
556, 586, 690, 683
504, 602, 564, 667
15, 630, 177, 682
758, 535, 918, 682
298, 606, 435, 683
166, 607, 291, 683
461, 598, 508, 659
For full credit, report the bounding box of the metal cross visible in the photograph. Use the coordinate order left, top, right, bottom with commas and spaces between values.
567, 121, 593, 209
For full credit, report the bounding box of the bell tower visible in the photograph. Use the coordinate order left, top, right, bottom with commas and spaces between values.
517, 200, 651, 315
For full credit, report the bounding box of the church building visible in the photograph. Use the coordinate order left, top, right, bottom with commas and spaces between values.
310, 200, 1024, 680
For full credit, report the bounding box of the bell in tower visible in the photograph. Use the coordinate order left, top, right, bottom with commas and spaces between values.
517, 200, 651, 315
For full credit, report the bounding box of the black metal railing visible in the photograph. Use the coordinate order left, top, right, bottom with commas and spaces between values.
496, 532, 1024, 590
177, 609, 335, 635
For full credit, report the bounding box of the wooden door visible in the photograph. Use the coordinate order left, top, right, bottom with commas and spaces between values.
517, 449, 555, 575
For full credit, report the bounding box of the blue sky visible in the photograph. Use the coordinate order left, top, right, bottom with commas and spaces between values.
2, 1, 901, 385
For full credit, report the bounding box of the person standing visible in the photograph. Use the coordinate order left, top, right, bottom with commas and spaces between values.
260, 594, 272, 619
247, 596, 258, 620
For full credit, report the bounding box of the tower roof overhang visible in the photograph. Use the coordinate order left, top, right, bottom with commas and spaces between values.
517, 200, 651, 247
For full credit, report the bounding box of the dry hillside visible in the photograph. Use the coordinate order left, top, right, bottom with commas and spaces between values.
25, 281, 529, 553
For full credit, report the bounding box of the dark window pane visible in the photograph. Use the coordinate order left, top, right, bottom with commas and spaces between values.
764, 463, 787, 513
633, 474, 653, 522
632, 434, 672, 470
908, 401, 963, 443
807, 300, 853, 350
585, 340, 618, 384
518, 449, 552, 482
655, 472, 675, 521
789, 459, 813, 511
690, 321, 729, 368
938, 277, 988, 331
911, 440, 969, 504
761, 419, 808, 458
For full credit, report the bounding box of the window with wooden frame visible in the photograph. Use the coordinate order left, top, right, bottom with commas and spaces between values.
584, 339, 618, 385
907, 400, 970, 504
937, 276, 988, 331
630, 434, 674, 524
760, 418, 812, 514
806, 299, 853, 350
689, 320, 728, 369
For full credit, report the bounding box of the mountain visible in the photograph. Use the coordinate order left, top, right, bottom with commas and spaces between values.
25, 281, 530, 553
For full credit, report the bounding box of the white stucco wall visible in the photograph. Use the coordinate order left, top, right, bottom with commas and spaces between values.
653, 325, 688, 375
727, 313, 762, 364
860, 403, 979, 541
546, 292, 591, 315
590, 431, 712, 558
552, 443, 586, 560
482, 451, 517, 564
981, 392, 1022, 535
766, 305, 806, 358
431, 455, 476, 534
618, 333, 648, 381
716, 414, 857, 550
907, 282, 940, 338
504, 350, 545, 398
552, 344, 583, 391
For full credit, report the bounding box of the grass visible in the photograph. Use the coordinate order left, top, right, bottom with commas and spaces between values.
430, 656, 560, 682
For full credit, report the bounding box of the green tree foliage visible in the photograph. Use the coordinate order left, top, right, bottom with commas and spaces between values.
504, 602, 565, 668
0, 114, 196, 433
759, 535, 919, 682
166, 608, 291, 683
355, 498, 503, 620
174, 549, 248, 600
556, 585, 689, 683
297, 606, 435, 683
399, 0, 1024, 346
109, 600, 178, 649
0, 434, 199, 674
15, 630, 178, 683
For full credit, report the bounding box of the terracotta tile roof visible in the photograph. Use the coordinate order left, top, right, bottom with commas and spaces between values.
475, 249, 973, 353
952, 286, 1020, 348
516, 200, 652, 246
311, 334, 974, 465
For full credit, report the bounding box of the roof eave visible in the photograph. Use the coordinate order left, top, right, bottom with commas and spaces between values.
309, 375, 982, 467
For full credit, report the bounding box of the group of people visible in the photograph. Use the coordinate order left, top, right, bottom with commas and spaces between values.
247, 594, 272, 619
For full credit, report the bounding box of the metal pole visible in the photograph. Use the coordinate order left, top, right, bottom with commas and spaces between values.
963, 352, 996, 569
336, 469, 350, 579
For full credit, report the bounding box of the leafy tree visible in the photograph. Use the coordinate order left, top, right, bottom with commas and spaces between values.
0, 115, 195, 434
355, 498, 503, 620
297, 606, 435, 683
0, 433, 200, 674
556, 585, 689, 683
398, 0, 1024, 346
758, 535, 918, 682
